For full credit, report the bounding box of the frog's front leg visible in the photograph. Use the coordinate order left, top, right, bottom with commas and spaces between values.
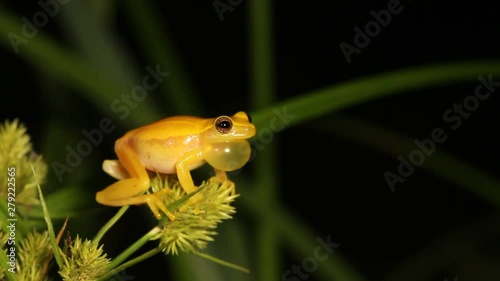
96, 139, 172, 220
175, 148, 205, 201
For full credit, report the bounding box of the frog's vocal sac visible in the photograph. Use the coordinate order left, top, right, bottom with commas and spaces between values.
96, 111, 256, 220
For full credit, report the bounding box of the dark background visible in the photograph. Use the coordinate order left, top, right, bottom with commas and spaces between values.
1, 1, 499, 281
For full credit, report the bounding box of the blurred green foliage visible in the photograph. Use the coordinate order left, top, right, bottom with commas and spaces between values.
1, 1, 500, 280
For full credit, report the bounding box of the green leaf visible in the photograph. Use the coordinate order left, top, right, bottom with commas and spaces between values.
250, 61, 500, 129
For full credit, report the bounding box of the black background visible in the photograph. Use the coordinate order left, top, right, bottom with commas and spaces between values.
1, 1, 499, 281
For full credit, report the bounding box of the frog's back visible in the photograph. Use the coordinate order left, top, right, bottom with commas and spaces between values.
118, 116, 213, 173
127, 115, 213, 140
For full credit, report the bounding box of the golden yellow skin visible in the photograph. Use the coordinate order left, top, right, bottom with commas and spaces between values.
96, 111, 256, 219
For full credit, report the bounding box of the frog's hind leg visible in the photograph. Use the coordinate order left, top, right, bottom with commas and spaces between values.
103, 188, 175, 220
96, 139, 171, 220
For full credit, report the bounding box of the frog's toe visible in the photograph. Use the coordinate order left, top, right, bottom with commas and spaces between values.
144, 193, 175, 220
219, 179, 236, 195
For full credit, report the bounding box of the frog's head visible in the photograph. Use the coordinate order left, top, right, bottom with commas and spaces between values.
203, 111, 256, 171
204, 111, 256, 142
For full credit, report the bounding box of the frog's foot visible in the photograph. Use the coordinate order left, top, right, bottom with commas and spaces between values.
124, 189, 175, 220
210, 169, 236, 195
221, 180, 236, 195
209, 176, 236, 195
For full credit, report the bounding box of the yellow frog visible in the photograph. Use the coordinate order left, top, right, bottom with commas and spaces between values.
96, 111, 256, 219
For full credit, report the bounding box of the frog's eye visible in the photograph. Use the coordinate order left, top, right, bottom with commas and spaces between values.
215, 116, 233, 134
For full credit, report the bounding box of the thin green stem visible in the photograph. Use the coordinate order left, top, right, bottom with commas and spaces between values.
248, 1, 280, 280
93, 206, 129, 245
249, 1, 275, 108
107, 226, 161, 271
192, 251, 250, 274
32, 164, 63, 268
99, 248, 162, 281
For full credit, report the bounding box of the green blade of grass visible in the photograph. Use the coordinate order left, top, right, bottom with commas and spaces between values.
60, 1, 141, 92
250, 60, 500, 129
210, 222, 252, 281
106, 226, 162, 271
248, 1, 280, 280
315, 114, 500, 207
239, 61, 500, 281
249, 0, 275, 109
99, 247, 162, 281
93, 206, 129, 245
123, 0, 201, 115
0, 10, 159, 127
192, 250, 250, 274
59, 0, 164, 125
32, 164, 63, 268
